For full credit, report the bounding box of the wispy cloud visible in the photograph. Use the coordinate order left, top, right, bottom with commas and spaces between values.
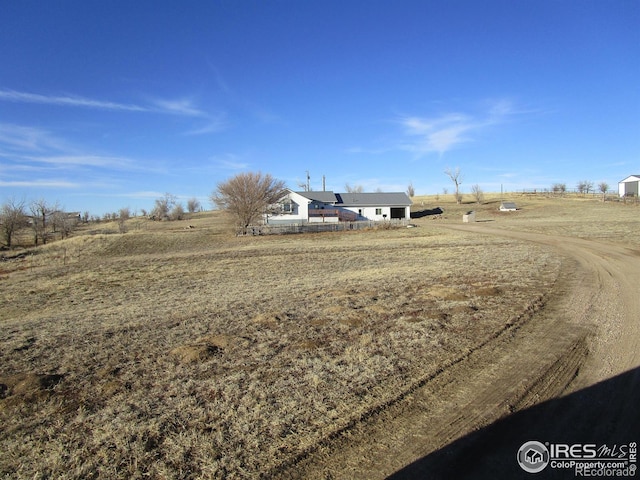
0, 122, 165, 192
0, 179, 79, 188
0, 124, 137, 170
397, 99, 519, 157
24, 154, 134, 170
182, 114, 228, 136
0, 123, 72, 153
345, 146, 391, 155
149, 98, 207, 117
399, 113, 475, 155
0, 89, 149, 113
0, 88, 214, 119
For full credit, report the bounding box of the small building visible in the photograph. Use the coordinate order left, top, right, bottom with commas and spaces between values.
618, 175, 640, 197
499, 202, 518, 211
267, 189, 412, 225
462, 211, 476, 223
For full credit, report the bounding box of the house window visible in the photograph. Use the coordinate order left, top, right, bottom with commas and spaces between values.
375, 208, 382, 215
283, 203, 292, 213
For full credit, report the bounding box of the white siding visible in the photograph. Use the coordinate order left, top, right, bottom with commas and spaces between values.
342, 206, 386, 221
309, 216, 339, 223
266, 191, 310, 224
619, 176, 640, 197
266, 190, 411, 224
343, 206, 410, 221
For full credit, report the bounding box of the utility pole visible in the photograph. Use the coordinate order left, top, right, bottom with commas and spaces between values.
306, 171, 310, 192
322, 175, 326, 192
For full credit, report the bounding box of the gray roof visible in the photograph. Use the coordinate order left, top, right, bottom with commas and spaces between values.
295, 191, 339, 203
500, 202, 517, 210
337, 192, 412, 206
619, 175, 640, 182
295, 190, 412, 206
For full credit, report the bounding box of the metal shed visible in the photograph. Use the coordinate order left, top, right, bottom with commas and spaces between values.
618, 175, 640, 197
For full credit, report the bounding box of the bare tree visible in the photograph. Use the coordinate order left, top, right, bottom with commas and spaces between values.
50, 210, 77, 239
117, 217, 127, 234
169, 203, 185, 221
344, 183, 364, 193
576, 180, 593, 196
552, 183, 566, 196
444, 167, 463, 204
187, 198, 201, 213
598, 182, 609, 202
585, 180, 594, 195
30, 199, 58, 245
150, 193, 177, 220
211, 172, 286, 235
406, 182, 415, 197
119, 207, 131, 220
0, 198, 27, 248
471, 184, 484, 204
117, 207, 131, 234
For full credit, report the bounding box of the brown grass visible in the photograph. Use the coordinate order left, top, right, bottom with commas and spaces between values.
0, 196, 637, 478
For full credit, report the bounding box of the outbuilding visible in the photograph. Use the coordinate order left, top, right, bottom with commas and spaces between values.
499, 202, 518, 211
618, 175, 640, 198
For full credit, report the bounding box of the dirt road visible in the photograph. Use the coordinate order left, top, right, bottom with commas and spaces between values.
275, 225, 640, 479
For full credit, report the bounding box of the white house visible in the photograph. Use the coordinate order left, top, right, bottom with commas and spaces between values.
267, 189, 412, 225
618, 175, 640, 197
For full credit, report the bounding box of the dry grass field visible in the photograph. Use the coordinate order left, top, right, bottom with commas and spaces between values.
1, 193, 638, 478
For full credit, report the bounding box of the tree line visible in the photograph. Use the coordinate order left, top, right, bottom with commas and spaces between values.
0, 194, 205, 249
0, 198, 77, 249
550, 181, 610, 201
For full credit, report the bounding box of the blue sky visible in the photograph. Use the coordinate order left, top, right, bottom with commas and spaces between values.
1, 1, 638, 215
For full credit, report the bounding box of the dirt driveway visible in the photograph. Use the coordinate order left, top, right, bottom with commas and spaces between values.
279, 225, 640, 479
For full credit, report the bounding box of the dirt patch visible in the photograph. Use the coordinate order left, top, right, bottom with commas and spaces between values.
195, 333, 249, 350
170, 334, 251, 364
338, 316, 364, 327
450, 304, 479, 315
0, 373, 64, 402
253, 311, 294, 327
427, 286, 467, 301
170, 344, 221, 364
12, 336, 36, 352
297, 339, 324, 350
473, 286, 501, 296
323, 305, 349, 316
